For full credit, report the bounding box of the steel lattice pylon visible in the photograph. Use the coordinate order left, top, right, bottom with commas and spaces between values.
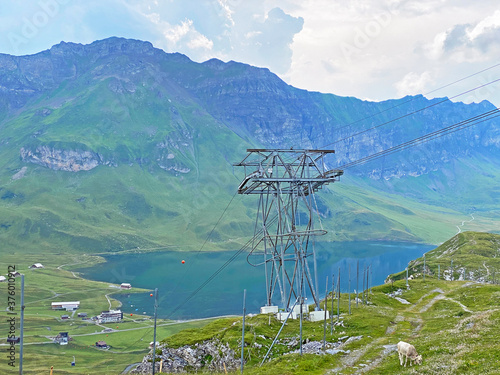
235, 149, 343, 311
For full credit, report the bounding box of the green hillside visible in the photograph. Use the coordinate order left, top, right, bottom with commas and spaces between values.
388, 231, 500, 283
1, 38, 499, 255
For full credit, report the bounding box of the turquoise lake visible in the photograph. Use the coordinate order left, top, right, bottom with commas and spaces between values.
77, 241, 433, 320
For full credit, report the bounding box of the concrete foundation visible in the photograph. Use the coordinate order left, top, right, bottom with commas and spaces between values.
260, 305, 279, 314
276, 311, 297, 321
309, 310, 329, 322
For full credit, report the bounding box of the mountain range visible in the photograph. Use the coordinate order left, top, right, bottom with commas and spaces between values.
1, 37, 499, 254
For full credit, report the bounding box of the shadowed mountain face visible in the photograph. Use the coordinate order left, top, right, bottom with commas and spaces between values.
0, 37, 499, 254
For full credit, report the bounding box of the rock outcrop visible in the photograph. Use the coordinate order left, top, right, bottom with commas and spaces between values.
20, 145, 103, 172
132, 339, 239, 374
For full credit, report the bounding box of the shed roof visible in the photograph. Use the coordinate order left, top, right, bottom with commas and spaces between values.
51, 301, 80, 306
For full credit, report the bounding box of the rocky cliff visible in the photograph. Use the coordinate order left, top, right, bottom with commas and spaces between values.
1, 37, 498, 180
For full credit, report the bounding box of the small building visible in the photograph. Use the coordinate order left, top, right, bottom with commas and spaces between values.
8, 271, 21, 278
61, 315, 70, 320
77, 312, 88, 318
29, 263, 44, 269
51, 301, 80, 311
0, 276, 6, 282
98, 310, 123, 323
7, 337, 20, 344
54, 332, 69, 345
120, 283, 132, 289
95, 340, 108, 349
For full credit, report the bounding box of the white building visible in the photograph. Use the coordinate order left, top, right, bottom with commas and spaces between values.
29, 263, 44, 269
98, 310, 123, 323
51, 301, 80, 311
120, 283, 132, 289
0, 276, 6, 282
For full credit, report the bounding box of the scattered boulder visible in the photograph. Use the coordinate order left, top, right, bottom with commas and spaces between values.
131, 339, 239, 374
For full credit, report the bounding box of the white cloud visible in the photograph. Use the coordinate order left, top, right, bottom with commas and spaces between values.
187, 33, 214, 50
230, 7, 303, 73
217, 0, 235, 27
284, 0, 500, 106
126, 1, 302, 72
139, 11, 215, 58
468, 9, 500, 40
163, 19, 193, 45
395, 71, 434, 97
421, 10, 500, 64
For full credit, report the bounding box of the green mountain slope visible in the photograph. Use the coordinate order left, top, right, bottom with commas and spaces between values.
0, 37, 499, 254
390, 231, 500, 282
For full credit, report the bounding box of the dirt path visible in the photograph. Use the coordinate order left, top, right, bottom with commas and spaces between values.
483, 262, 490, 278
329, 284, 473, 374
456, 213, 475, 235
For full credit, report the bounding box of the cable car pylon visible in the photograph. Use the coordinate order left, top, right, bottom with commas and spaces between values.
235, 149, 343, 313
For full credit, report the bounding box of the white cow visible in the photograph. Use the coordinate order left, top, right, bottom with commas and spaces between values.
397, 341, 422, 367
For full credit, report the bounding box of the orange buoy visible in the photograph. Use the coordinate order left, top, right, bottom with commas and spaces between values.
181, 260, 185, 264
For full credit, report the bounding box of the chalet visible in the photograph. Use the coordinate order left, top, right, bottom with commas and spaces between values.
120, 283, 132, 289
8, 271, 21, 278
29, 263, 44, 269
95, 340, 108, 349
61, 315, 70, 320
54, 332, 69, 345
51, 301, 80, 311
0, 276, 6, 282
77, 312, 88, 318
98, 310, 123, 323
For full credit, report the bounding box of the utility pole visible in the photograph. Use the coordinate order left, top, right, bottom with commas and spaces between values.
368, 263, 373, 294
451, 259, 453, 281
300, 296, 303, 356
337, 268, 340, 320
423, 254, 426, 281
152, 288, 159, 375
348, 264, 351, 315
362, 267, 365, 305
366, 265, 370, 304
241, 289, 246, 374
330, 275, 334, 335
19, 274, 25, 375
323, 277, 328, 351
356, 261, 359, 307
406, 267, 409, 288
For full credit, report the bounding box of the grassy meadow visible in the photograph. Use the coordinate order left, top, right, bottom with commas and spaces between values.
154, 277, 500, 375
0, 253, 217, 375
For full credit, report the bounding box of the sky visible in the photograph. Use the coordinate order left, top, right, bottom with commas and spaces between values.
1, 0, 500, 106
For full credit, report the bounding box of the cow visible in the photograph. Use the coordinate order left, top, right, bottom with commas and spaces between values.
397, 341, 422, 367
